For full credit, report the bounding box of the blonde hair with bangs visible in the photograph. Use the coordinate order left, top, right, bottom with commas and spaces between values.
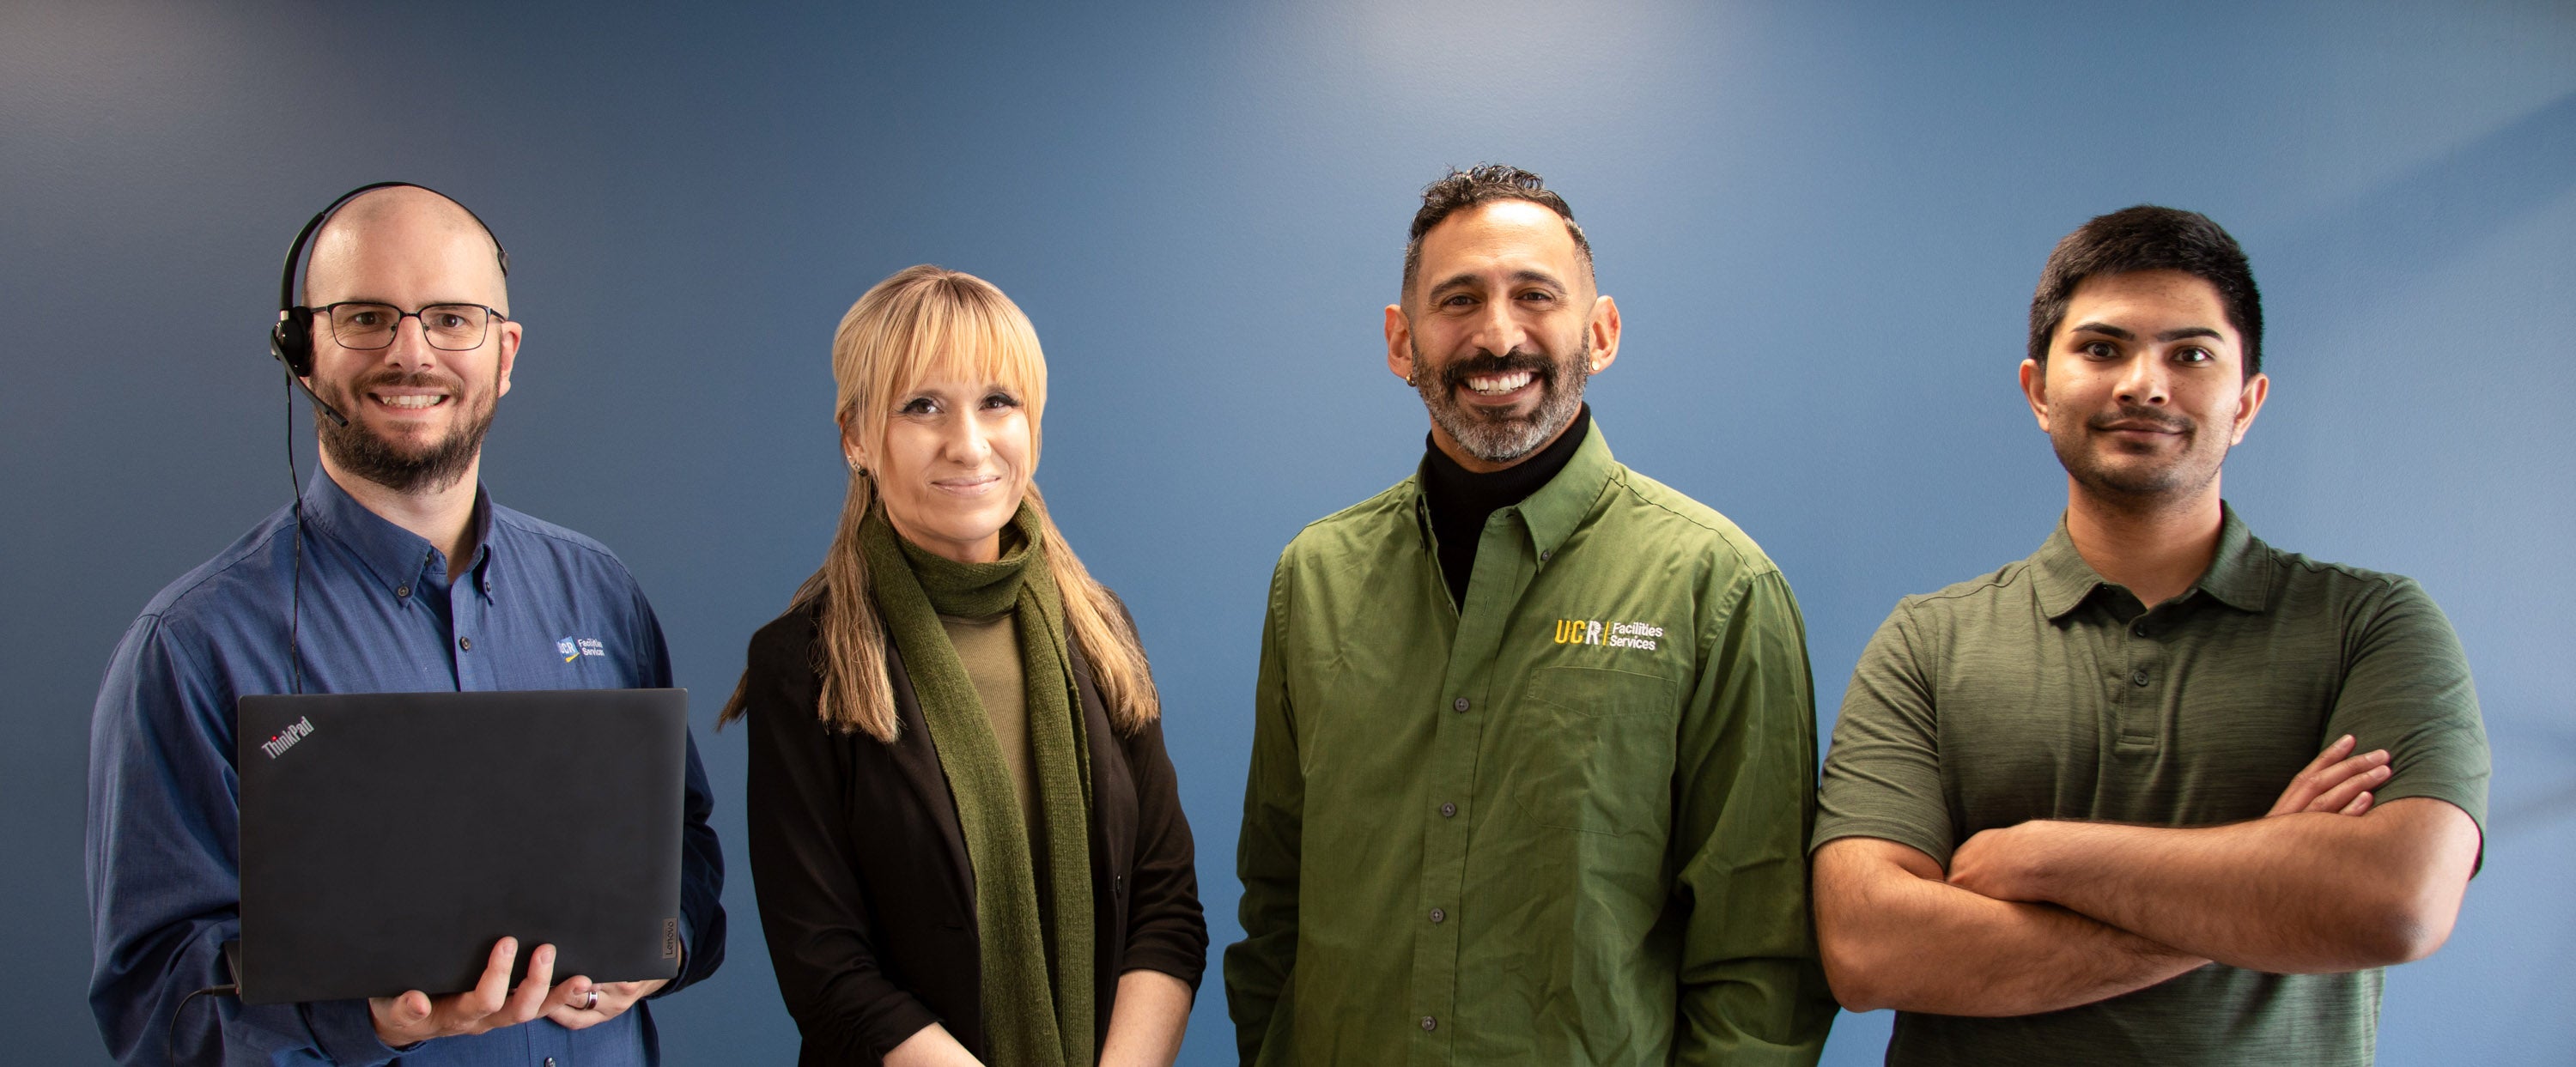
718, 264, 1162, 742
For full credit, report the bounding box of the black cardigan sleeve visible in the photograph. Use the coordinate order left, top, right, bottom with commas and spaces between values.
741, 614, 945, 1060
1097, 590, 1209, 992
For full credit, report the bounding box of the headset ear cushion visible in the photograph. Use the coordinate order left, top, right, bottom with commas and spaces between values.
270, 315, 313, 377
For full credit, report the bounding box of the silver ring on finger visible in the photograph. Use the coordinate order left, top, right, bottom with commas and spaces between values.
580, 990, 598, 1011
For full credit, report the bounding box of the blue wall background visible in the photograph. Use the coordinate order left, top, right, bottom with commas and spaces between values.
6, 2, 2570, 1063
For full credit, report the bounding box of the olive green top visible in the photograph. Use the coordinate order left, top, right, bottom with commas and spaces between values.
939, 611, 1039, 837
1224, 422, 1836, 1066
1815, 506, 2490, 1066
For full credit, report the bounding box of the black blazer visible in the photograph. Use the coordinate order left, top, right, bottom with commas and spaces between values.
741, 598, 1206, 1065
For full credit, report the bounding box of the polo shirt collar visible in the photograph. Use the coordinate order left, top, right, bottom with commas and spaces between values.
298, 469, 494, 597
2195, 503, 2271, 612
2030, 500, 2270, 619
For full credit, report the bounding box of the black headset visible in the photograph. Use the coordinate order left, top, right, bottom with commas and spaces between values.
268, 180, 510, 379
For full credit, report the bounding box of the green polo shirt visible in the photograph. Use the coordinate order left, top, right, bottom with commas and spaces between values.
1224, 422, 1836, 1066
1814, 506, 2489, 1066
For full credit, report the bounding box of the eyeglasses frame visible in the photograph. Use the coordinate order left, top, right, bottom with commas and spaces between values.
299, 300, 512, 352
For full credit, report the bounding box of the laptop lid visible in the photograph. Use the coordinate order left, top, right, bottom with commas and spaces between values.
235, 688, 687, 1005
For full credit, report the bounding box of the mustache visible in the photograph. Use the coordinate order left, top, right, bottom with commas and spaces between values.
1438, 349, 1556, 390
2087, 406, 2191, 433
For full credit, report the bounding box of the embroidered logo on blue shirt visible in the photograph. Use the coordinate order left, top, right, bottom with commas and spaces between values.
557, 636, 607, 663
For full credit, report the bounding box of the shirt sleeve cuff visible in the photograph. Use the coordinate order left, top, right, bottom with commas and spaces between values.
307, 997, 407, 1067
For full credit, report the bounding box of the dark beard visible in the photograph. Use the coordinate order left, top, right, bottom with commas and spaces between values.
1410, 333, 1589, 465
313, 370, 494, 494
2051, 405, 2221, 508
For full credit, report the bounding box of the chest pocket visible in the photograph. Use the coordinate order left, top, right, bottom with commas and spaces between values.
1512, 665, 1678, 836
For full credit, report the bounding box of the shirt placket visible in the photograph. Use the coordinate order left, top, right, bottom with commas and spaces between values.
453, 555, 494, 692
1409, 506, 1529, 1064
2112, 598, 2164, 753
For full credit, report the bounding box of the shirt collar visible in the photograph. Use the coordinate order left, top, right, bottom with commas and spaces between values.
2195, 503, 2272, 611
298, 469, 494, 597
1517, 419, 1616, 559
1407, 418, 1617, 555
2030, 500, 2270, 619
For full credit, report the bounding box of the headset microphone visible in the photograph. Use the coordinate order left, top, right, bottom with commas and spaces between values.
270, 320, 350, 427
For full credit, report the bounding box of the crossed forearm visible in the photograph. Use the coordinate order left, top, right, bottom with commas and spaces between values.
1814, 837, 2206, 1015
1948, 797, 2479, 973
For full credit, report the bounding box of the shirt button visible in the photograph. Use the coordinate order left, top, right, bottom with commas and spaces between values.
1452, 697, 1470, 713
2130, 668, 2149, 687
2132, 622, 2150, 638
1420, 1015, 1437, 1032
1439, 802, 1457, 818
1429, 907, 1446, 924
1538, 549, 1551, 563
396, 585, 410, 597
459, 637, 473, 652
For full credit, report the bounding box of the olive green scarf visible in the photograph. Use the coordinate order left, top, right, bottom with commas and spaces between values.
863, 504, 1094, 1067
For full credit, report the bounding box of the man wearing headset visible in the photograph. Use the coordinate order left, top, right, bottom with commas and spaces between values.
85, 185, 725, 1065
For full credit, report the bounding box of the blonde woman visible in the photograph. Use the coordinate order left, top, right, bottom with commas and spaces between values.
724, 265, 1202, 1066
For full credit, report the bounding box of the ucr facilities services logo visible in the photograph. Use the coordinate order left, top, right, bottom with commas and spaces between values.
1552, 618, 1665, 652
556, 636, 607, 663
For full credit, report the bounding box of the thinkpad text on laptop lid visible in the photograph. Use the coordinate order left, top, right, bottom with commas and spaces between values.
234, 688, 687, 1005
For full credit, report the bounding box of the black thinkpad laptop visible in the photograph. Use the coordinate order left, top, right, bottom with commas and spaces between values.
234, 688, 688, 1005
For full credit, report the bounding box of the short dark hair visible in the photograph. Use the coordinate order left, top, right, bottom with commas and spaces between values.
1401, 164, 1593, 301
2028, 205, 2263, 378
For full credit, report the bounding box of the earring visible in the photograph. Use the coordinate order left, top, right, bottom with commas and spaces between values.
845, 454, 862, 474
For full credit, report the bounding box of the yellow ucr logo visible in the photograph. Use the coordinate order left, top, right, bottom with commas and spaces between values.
1555, 619, 1602, 645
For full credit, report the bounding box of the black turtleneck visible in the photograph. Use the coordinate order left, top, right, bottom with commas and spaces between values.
1419, 404, 1591, 608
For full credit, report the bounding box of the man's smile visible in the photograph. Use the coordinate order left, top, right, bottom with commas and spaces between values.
368, 389, 451, 411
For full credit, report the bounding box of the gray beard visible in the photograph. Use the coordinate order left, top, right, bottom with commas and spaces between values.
1410, 332, 1589, 465
313, 373, 495, 494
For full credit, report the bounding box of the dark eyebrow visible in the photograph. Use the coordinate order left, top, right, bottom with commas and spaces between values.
1427, 269, 1567, 299
2069, 322, 2224, 344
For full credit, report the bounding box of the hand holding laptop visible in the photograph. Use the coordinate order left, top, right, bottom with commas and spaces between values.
370, 936, 676, 1046
368, 937, 570, 1044
545, 973, 673, 1029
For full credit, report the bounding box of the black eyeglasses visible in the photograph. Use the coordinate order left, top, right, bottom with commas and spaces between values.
311, 301, 507, 351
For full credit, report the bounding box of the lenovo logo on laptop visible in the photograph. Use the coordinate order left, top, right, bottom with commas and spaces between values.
662, 918, 678, 959
258, 716, 315, 759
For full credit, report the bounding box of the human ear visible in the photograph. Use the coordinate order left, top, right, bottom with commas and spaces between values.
493, 319, 523, 399
1384, 304, 1413, 383
2230, 372, 2270, 445
2019, 358, 2050, 431
1584, 294, 1621, 374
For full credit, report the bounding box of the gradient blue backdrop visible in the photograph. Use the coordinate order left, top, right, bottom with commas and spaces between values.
6, 2, 2570, 1063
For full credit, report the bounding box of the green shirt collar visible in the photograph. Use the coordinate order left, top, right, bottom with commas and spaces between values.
1408, 419, 1618, 559
2030, 501, 2271, 618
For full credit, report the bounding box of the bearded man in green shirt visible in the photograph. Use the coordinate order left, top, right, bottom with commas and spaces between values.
1223, 165, 1836, 1065
1811, 206, 2489, 1065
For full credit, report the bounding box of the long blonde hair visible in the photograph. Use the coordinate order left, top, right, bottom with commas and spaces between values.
718, 264, 1160, 740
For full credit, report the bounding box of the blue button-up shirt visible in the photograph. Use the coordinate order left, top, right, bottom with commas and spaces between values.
87, 472, 725, 1066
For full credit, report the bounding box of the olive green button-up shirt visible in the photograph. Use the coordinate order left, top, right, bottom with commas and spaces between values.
1815, 506, 2490, 1066
1224, 423, 1835, 1066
